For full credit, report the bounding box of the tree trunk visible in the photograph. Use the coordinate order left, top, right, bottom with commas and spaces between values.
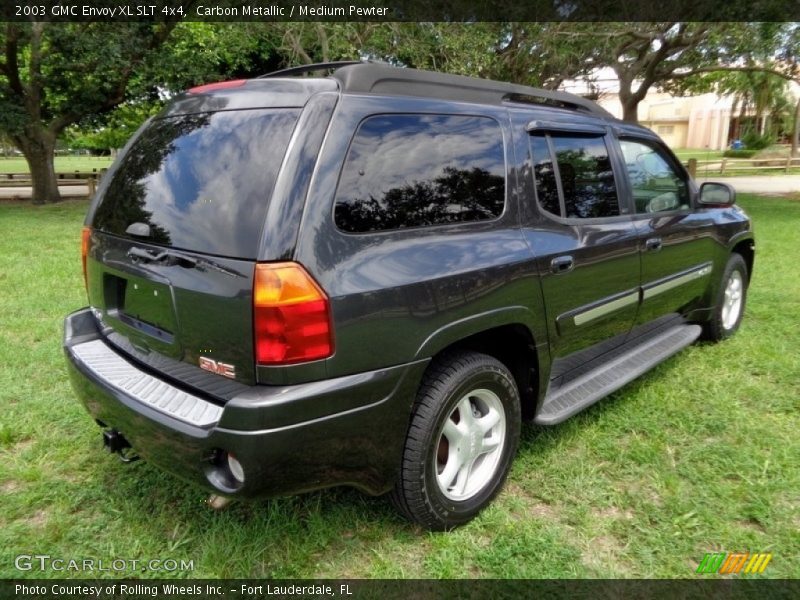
16, 128, 60, 204
621, 98, 639, 123
792, 97, 800, 158
616, 71, 644, 123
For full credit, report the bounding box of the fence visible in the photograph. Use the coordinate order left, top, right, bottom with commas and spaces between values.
686, 157, 800, 177
0, 169, 106, 197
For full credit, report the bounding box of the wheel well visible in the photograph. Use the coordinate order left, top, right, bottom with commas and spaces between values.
433, 324, 539, 420
732, 239, 755, 282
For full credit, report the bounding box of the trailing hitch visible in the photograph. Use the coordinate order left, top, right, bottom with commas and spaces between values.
102, 430, 139, 463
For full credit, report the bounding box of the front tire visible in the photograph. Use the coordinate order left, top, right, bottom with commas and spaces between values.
390, 351, 521, 530
704, 253, 748, 342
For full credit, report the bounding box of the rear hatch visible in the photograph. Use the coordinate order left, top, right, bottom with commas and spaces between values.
85, 91, 304, 389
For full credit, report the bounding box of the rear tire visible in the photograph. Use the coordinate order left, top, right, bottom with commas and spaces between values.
703, 253, 748, 342
390, 351, 521, 530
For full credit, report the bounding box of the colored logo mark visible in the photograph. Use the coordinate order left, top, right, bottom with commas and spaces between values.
696, 552, 772, 574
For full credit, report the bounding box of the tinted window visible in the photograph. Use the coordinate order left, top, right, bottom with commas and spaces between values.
529, 133, 620, 219
92, 109, 299, 258
334, 114, 505, 233
530, 134, 560, 215
619, 139, 690, 213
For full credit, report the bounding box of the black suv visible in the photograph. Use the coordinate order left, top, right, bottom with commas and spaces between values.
64, 63, 754, 529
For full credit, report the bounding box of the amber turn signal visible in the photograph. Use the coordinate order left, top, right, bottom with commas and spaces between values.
81, 226, 92, 291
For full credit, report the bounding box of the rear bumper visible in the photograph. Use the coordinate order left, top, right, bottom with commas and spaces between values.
64, 308, 427, 497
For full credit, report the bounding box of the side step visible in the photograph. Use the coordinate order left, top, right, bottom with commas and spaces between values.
534, 324, 702, 425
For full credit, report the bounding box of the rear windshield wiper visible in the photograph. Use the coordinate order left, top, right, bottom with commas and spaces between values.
126, 247, 244, 278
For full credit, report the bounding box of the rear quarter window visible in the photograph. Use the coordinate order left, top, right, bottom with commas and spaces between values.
334, 114, 506, 233
92, 108, 299, 258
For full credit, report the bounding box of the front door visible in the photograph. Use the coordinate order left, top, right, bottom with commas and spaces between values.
615, 137, 717, 326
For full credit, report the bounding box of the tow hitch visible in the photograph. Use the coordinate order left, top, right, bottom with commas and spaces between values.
103, 430, 139, 463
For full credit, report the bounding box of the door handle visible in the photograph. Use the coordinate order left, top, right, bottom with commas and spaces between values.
550, 255, 574, 274
645, 237, 663, 252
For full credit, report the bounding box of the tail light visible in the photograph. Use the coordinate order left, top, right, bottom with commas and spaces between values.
81, 226, 92, 291
253, 262, 333, 365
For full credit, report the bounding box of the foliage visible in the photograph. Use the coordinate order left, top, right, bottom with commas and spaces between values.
741, 130, 776, 151
0, 21, 283, 202
272, 23, 599, 89
722, 149, 757, 158
0, 22, 179, 202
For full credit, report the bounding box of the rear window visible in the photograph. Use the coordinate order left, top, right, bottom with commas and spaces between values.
92, 109, 299, 258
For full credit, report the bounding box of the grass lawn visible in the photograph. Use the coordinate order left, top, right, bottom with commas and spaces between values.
0, 156, 113, 174
0, 195, 798, 579
672, 148, 726, 162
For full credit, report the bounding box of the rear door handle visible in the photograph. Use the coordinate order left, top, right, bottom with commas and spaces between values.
550, 255, 574, 274
645, 237, 662, 252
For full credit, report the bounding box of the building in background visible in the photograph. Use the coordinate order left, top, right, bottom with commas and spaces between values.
596, 92, 734, 150
563, 69, 800, 151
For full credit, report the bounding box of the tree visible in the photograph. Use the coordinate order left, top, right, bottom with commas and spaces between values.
0, 22, 187, 203
271, 23, 597, 89
0, 20, 288, 204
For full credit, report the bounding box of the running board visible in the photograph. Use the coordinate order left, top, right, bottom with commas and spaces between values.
534, 324, 702, 425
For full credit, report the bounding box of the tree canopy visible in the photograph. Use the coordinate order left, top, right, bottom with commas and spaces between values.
3, 21, 800, 203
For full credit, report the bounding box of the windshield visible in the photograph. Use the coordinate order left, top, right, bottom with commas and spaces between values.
92, 108, 300, 258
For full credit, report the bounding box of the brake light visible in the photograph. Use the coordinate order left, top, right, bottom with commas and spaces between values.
81, 226, 91, 291
253, 263, 333, 365
187, 79, 247, 94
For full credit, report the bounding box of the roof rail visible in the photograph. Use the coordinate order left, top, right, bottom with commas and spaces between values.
330, 63, 614, 119
258, 61, 364, 79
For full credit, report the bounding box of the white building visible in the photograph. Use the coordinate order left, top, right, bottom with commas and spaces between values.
562, 69, 799, 150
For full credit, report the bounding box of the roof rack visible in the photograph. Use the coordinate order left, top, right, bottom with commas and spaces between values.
258, 61, 364, 79
331, 63, 614, 119
256, 62, 613, 119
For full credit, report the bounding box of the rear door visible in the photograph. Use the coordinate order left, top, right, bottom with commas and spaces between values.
514, 114, 640, 377
85, 107, 301, 386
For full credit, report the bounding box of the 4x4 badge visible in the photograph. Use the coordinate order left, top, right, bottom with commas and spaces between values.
198, 357, 236, 379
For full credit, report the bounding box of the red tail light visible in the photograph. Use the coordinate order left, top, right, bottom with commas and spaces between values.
253, 263, 333, 365
81, 226, 91, 291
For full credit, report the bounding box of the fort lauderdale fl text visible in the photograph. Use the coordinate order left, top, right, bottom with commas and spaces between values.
196, 3, 390, 16
17, 583, 354, 597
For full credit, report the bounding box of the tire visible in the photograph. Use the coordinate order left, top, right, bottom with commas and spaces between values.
703, 253, 748, 342
390, 351, 521, 530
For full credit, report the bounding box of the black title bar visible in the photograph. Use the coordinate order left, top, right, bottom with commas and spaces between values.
3, 0, 800, 22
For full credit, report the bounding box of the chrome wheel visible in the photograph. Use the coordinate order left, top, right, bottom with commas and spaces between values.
434, 389, 506, 501
721, 270, 743, 330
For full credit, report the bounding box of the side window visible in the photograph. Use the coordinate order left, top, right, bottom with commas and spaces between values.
619, 139, 690, 213
529, 133, 620, 219
334, 114, 506, 233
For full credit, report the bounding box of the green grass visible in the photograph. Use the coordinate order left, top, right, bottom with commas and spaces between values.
0, 156, 113, 174
0, 196, 798, 579
672, 148, 726, 162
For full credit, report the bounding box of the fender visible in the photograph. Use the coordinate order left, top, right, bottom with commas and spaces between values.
413, 305, 538, 361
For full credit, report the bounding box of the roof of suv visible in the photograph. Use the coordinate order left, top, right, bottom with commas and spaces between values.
331, 63, 614, 119
165, 62, 616, 121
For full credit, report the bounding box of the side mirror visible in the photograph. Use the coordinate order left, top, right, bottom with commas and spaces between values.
699, 182, 735, 207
